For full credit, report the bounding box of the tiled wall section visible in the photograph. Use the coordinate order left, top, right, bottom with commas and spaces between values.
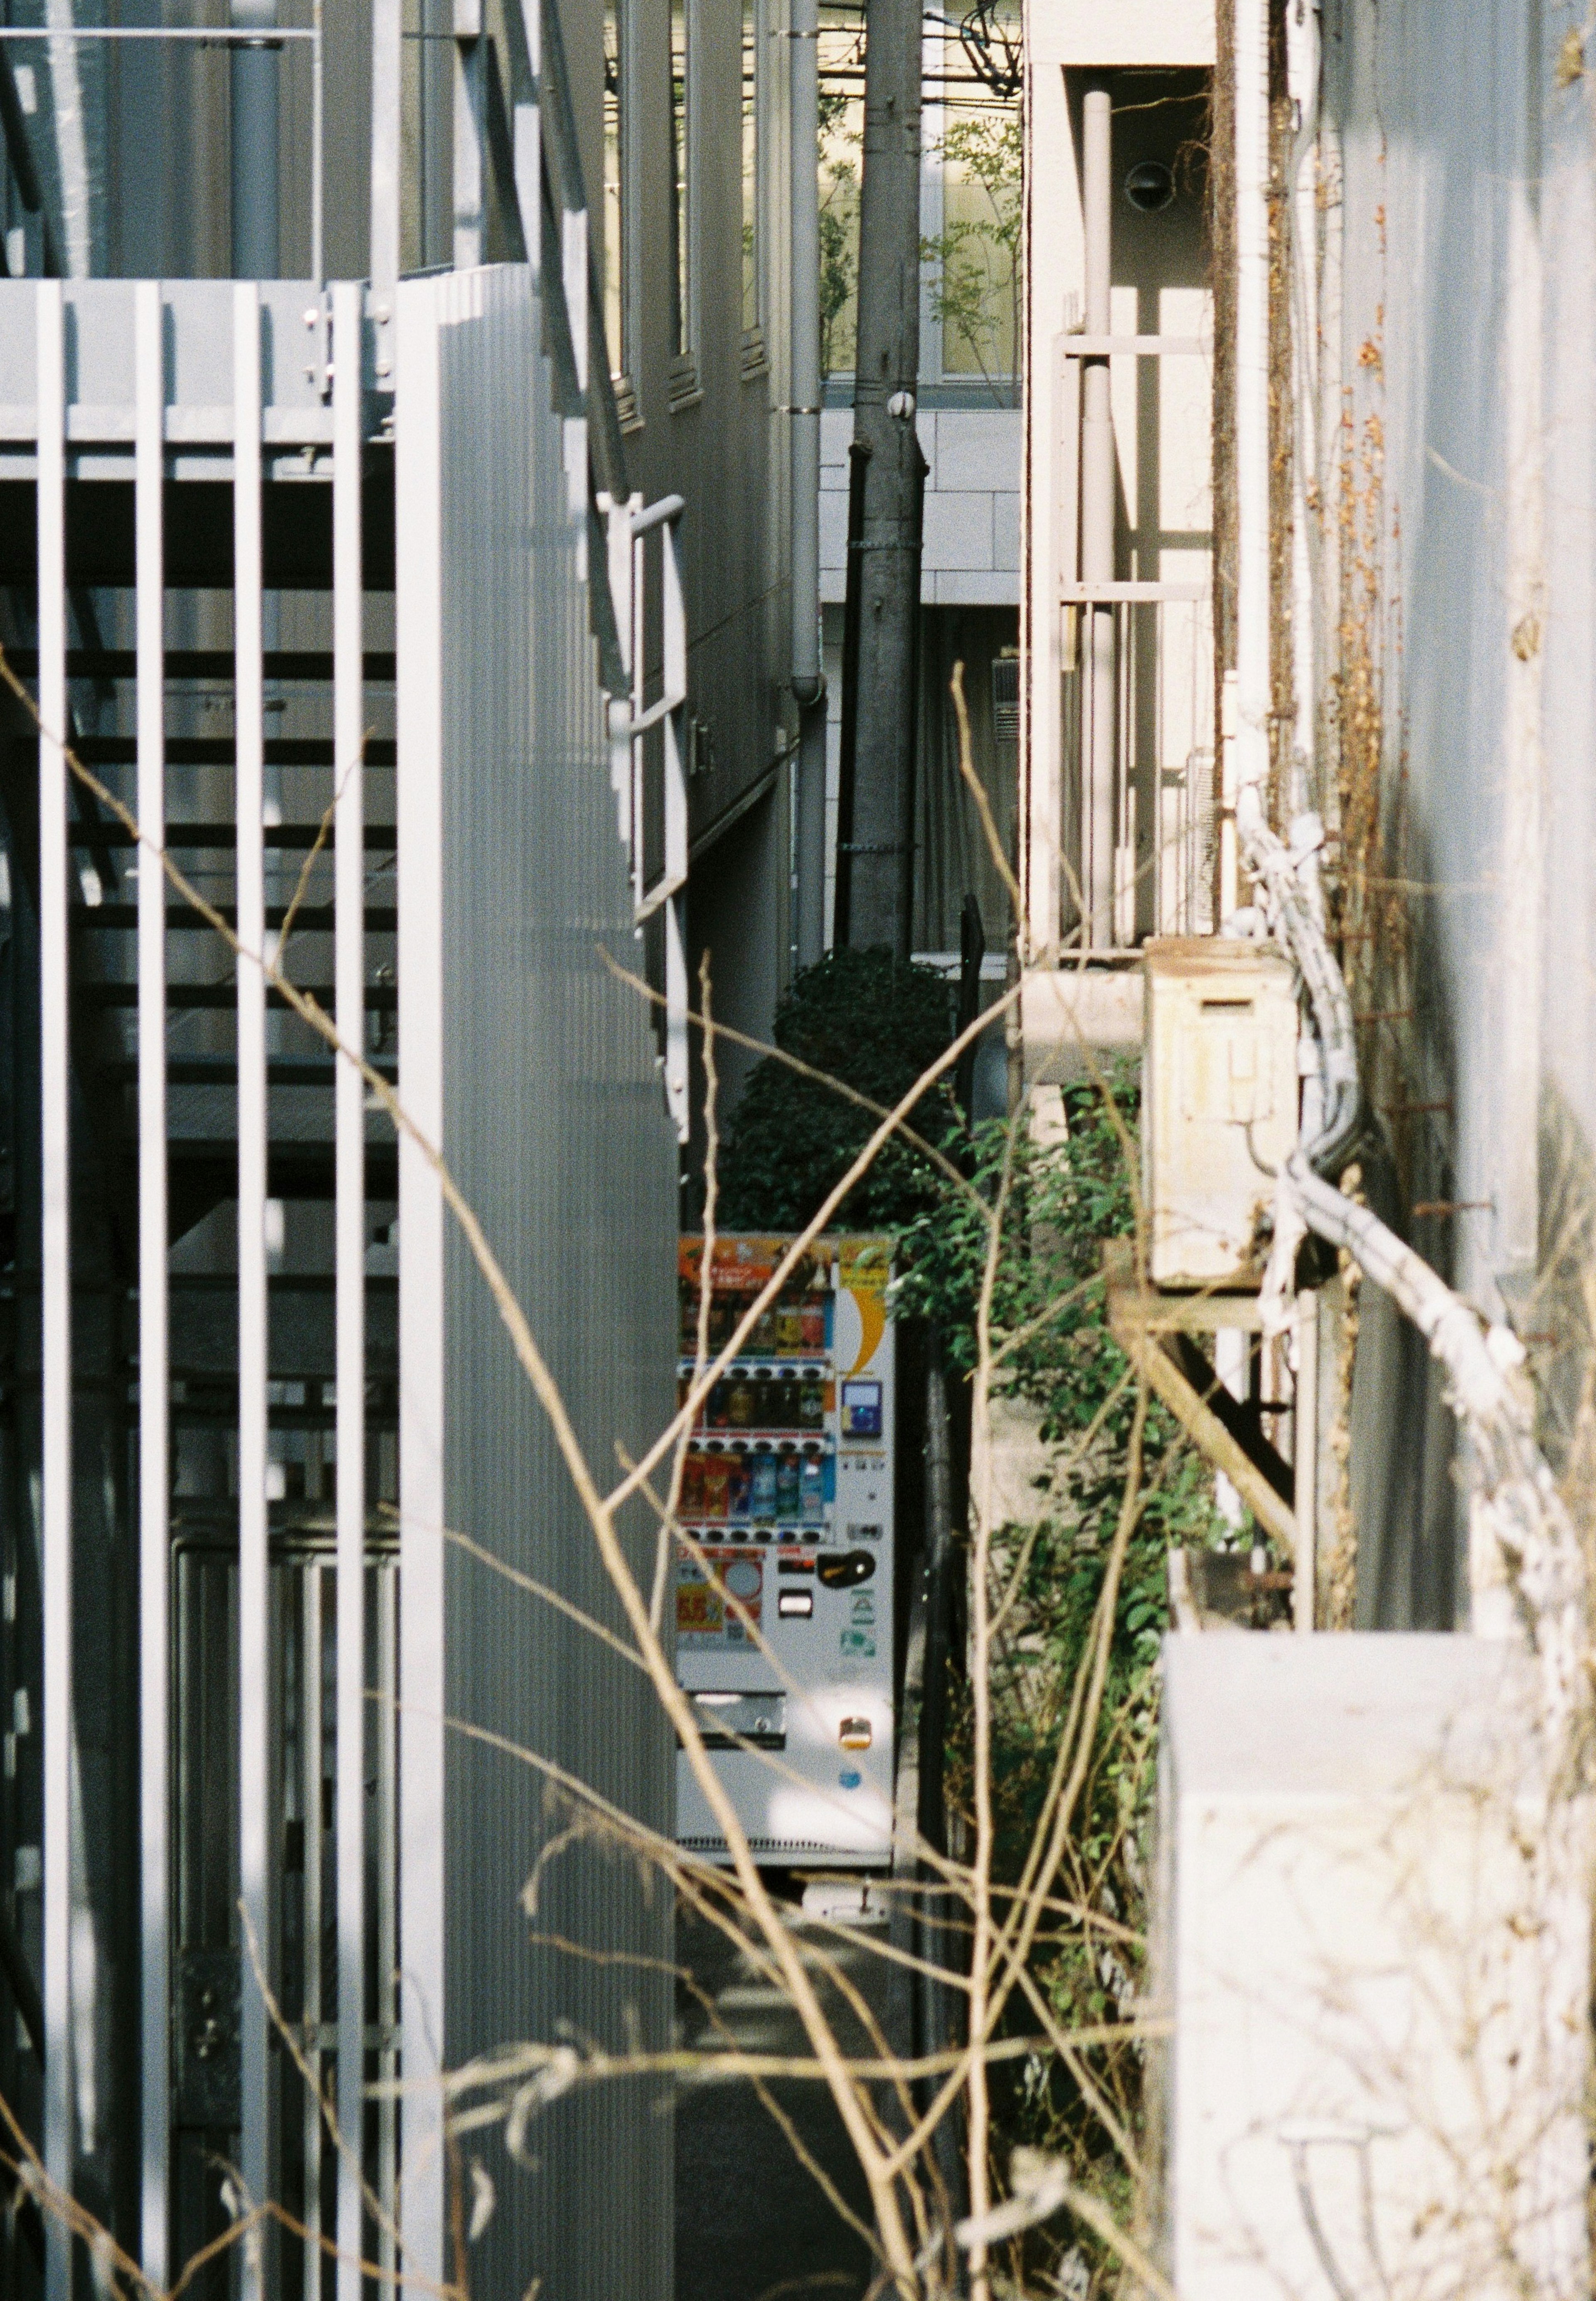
820, 406, 1022, 606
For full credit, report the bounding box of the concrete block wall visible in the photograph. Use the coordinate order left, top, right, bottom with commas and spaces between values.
818, 405, 1021, 608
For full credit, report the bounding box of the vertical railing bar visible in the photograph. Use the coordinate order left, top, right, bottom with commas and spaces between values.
135, 276, 171, 2294
374, 1559, 397, 2294
234, 279, 271, 2297
302, 1567, 323, 2301
310, 0, 325, 288
631, 527, 643, 914
452, 10, 486, 269
369, 0, 401, 304
332, 276, 368, 2301
36, 273, 73, 2301
663, 516, 689, 1137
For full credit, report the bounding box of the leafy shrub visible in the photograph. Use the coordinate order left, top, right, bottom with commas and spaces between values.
894, 1077, 1228, 2247
716, 948, 961, 1232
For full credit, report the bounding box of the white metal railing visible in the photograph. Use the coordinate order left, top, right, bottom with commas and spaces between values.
24, 275, 377, 2299
36, 276, 72, 2301
1056, 318, 1214, 950
603, 489, 690, 1141
1057, 585, 1215, 947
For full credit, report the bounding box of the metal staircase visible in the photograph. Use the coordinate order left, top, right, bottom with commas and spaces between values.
0, 0, 684, 2290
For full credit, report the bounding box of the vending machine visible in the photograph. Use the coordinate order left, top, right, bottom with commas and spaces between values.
674, 1234, 897, 1866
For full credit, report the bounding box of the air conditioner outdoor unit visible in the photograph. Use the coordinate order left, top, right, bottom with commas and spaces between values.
1142, 938, 1299, 1287
1151, 1636, 1591, 2301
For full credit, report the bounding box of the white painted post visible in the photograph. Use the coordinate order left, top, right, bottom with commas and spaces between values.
135, 276, 171, 2289
36, 272, 73, 2301
233, 281, 271, 2298
332, 276, 368, 2301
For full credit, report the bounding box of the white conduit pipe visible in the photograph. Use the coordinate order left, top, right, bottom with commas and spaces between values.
1243, 815, 1584, 1737
1233, 0, 1272, 808
1227, 9, 1582, 1734
1081, 87, 1116, 948
1288, 1150, 1586, 1749
791, 0, 828, 965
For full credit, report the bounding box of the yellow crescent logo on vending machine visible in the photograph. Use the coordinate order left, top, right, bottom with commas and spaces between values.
840, 1237, 890, 1373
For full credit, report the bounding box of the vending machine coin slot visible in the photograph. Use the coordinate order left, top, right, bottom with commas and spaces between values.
818, 1550, 875, 1589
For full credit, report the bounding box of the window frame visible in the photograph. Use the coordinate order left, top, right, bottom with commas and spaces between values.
739, 0, 767, 375
667, 0, 701, 405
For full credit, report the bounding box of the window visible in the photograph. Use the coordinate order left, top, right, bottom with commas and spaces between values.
816, 16, 864, 379
603, 0, 626, 376
668, 0, 692, 362
925, 2, 1021, 392
741, 0, 760, 340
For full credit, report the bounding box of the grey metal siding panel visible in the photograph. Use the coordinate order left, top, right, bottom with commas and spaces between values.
436, 264, 676, 2301
1320, 2, 1596, 1625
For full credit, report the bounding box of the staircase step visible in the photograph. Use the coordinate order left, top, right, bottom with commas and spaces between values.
73, 738, 397, 769
83, 983, 396, 1011
8, 650, 397, 683
103, 1059, 399, 1086
78, 907, 397, 933
69, 823, 396, 849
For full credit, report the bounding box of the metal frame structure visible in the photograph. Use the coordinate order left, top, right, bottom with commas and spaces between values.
11, 273, 384, 2298
605, 489, 690, 1140
0, 0, 683, 2282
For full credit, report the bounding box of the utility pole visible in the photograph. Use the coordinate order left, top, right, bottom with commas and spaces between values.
836, 0, 926, 958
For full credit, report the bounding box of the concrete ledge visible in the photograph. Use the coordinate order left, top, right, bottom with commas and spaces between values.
1019, 964, 1143, 1084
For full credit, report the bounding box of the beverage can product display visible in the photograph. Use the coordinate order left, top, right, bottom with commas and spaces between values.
799, 1451, 826, 1518
727, 1451, 751, 1520
749, 1449, 778, 1519
774, 1370, 800, 1429
800, 1302, 826, 1351
681, 1450, 705, 1517
775, 1449, 800, 1522
701, 1452, 730, 1520
751, 1368, 774, 1427
707, 1377, 730, 1430
729, 1377, 753, 1429
776, 1305, 803, 1353
751, 1308, 778, 1353
798, 1372, 825, 1431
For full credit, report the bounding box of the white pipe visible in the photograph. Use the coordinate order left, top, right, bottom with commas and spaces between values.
1233, 0, 1271, 818
231, 0, 281, 278
791, 0, 821, 704
1080, 86, 1116, 946
791, 0, 827, 962
1285, 0, 1321, 799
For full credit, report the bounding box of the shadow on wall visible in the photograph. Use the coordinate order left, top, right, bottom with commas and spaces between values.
1345, 819, 1463, 1631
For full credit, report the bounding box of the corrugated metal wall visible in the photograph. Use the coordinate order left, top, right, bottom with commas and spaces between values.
397, 264, 677, 2301
1316, 3, 1596, 1623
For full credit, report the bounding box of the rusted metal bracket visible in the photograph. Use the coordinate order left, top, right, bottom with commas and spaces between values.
1103, 1240, 1298, 1554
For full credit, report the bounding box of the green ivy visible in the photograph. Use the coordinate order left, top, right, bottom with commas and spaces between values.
894, 1076, 1228, 2254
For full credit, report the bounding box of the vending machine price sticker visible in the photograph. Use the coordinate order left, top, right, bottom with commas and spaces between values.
675, 1550, 764, 1647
